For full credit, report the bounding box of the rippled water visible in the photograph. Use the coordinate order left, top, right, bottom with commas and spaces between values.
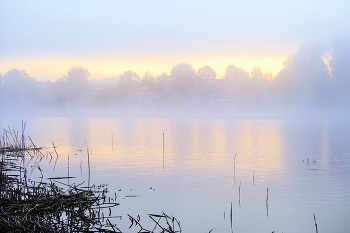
1, 115, 350, 232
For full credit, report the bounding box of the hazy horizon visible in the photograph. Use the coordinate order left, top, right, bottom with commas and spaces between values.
1, 0, 349, 81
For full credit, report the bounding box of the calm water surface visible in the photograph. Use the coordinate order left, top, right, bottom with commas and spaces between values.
1, 115, 350, 232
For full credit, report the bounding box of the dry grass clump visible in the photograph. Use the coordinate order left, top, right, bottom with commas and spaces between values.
0, 126, 118, 232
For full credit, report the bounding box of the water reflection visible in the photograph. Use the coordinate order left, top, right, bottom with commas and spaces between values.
1, 116, 349, 232
0, 117, 284, 182
69, 118, 284, 185
227, 120, 283, 183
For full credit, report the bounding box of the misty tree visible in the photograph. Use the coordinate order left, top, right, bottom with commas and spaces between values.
196, 65, 219, 104
328, 37, 350, 106
272, 42, 332, 107
250, 67, 272, 85
279, 43, 330, 81
156, 73, 170, 89
170, 63, 197, 84
141, 71, 156, 86
169, 63, 199, 102
61, 66, 90, 86
56, 77, 66, 82
330, 38, 350, 81
117, 70, 141, 92
2, 69, 35, 85
0, 69, 38, 106
156, 73, 170, 101
119, 70, 140, 82
224, 65, 250, 82
251, 67, 264, 79
0, 72, 3, 105
197, 65, 216, 80
156, 73, 169, 83
57, 66, 91, 106
116, 70, 141, 105
142, 71, 154, 80
248, 67, 273, 104
223, 65, 250, 105
224, 65, 250, 87
2, 69, 37, 95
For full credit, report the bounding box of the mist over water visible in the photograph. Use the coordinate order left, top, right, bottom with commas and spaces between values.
1, 40, 350, 117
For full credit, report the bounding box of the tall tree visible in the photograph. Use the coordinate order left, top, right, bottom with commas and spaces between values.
197, 65, 216, 80
224, 65, 249, 83
58, 66, 91, 106
141, 71, 155, 86
272, 42, 332, 107
3, 69, 34, 85
329, 37, 350, 105
251, 67, 264, 79
223, 65, 250, 104
119, 70, 140, 82
116, 70, 141, 105
169, 63, 199, 101
62, 66, 90, 86
170, 63, 197, 82
156, 73, 170, 99
1, 69, 37, 106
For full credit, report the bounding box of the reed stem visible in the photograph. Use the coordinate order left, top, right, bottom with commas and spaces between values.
314, 213, 318, 233
163, 133, 164, 169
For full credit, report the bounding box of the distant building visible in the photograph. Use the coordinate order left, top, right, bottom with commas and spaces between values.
137, 86, 160, 107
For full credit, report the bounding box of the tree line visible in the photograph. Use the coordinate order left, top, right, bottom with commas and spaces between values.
1, 40, 350, 111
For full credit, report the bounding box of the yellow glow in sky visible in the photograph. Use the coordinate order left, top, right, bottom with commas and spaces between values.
0, 55, 287, 81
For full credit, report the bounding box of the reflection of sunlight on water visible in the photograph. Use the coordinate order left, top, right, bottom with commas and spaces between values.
0, 117, 284, 183
86, 118, 167, 177
231, 120, 283, 183
70, 118, 284, 184
1, 117, 284, 182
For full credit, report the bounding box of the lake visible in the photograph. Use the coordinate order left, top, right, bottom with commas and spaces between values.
1, 114, 350, 232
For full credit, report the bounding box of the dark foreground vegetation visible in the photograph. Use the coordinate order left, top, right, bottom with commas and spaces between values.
0, 126, 181, 232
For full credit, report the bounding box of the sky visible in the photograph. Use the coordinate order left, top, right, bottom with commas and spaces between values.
1, 0, 350, 81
